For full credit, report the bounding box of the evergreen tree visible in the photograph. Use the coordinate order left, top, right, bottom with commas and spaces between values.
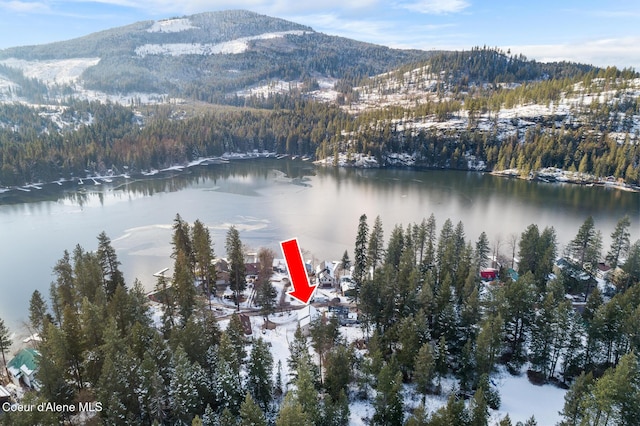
157, 274, 176, 337
227, 313, 247, 365
0, 317, 10, 379
475, 312, 503, 377
138, 351, 168, 425
606, 215, 631, 269
469, 387, 489, 426
256, 280, 277, 322
558, 372, 594, 426
239, 393, 267, 426
500, 272, 536, 365
423, 213, 437, 268
321, 389, 350, 426
367, 215, 385, 274
291, 357, 321, 424
414, 341, 436, 401
192, 219, 216, 310
324, 344, 353, 401
61, 305, 85, 389
226, 226, 246, 311
475, 231, 491, 271
621, 240, 640, 291
580, 352, 640, 425
52, 249, 76, 310
72, 244, 102, 303
288, 325, 315, 381
310, 317, 340, 385
276, 393, 313, 426
372, 361, 404, 426
173, 239, 197, 322
246, 338, 274, 412
96, 231, 125, 298
340, 250, 351, 275
568, 216, 600, 267
353, 213, 369, 302
214, 333, 244, 415
28, 289, 48, 335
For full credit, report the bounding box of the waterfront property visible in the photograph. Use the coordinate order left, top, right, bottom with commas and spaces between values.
7, 348, 39, 390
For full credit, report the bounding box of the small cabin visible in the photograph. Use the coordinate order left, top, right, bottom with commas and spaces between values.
480, 268, 499, 281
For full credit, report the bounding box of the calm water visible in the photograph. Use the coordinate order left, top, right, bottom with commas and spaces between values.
1, 159, 638, 332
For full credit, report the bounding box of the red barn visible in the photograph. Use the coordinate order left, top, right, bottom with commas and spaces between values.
480, 268, 499, 281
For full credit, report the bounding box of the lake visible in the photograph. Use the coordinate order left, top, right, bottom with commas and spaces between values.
1, 159, 638, 333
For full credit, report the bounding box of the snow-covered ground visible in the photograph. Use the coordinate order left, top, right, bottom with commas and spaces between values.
0, 57, 100, 86
147, 18, 197, 33
490, 366, 566, 425
135, 30, 308, 57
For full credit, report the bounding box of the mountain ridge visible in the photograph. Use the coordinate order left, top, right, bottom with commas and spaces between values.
0, 10, 433, 102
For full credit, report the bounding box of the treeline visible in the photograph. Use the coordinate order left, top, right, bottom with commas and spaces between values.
0, 212, 638, 424
347, 213, 640, 425
0, 99, 347, 186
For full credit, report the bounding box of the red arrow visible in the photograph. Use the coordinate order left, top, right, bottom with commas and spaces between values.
280, 238, 317, 304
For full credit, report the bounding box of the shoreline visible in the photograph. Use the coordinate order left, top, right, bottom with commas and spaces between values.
1, 152, 638, 196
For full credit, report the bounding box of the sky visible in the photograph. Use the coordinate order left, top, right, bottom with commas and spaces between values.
0, 0, 639, 70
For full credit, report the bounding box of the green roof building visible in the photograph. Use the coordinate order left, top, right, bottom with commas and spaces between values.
7, 348, 39, 389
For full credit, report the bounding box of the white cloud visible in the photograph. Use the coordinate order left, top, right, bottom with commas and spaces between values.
0, 0, 50, 13
504, 37, 640, 71
399, 0, 469, 14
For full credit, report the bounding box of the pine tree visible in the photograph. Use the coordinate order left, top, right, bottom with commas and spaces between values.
288, 325, 314, 381
173, 243, 197, 322
372, 361, 404, 426
96, 231, 125, 298
61, 305, 85, 389
324, 344, 353, 401
606, 215, 631, 269
568, 216, 600, 267
28, 289, 48, 334
0, 317, 11, 379
256, 280, 277, 322
340, 250, 351, 275
423, 213, 437, 268
367, 215, 385, 274
239, 393, 267, 426
414, 342, 436, 401
310, 316, 340, 385
558, 372, 594, 426
246, 338, 274, 412
291, 357, 321, 424
353, 213, 369, 302
138, 351, 167, 425
475, 313, 503, 377
469, 387, 489, 426
475, 231, 491, 271
192, 219, 216, 310
226, 226, 246, 311
227, 313, 247, 365
500, 272, 536, 364
275, 393, 312, 426
321, 389, 350, 426
214, 333, 244, 414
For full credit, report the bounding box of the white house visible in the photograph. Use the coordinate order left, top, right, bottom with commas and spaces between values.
297, 304, 320, 334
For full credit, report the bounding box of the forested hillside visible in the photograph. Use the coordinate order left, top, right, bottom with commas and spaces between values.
0, 12, 638, 188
